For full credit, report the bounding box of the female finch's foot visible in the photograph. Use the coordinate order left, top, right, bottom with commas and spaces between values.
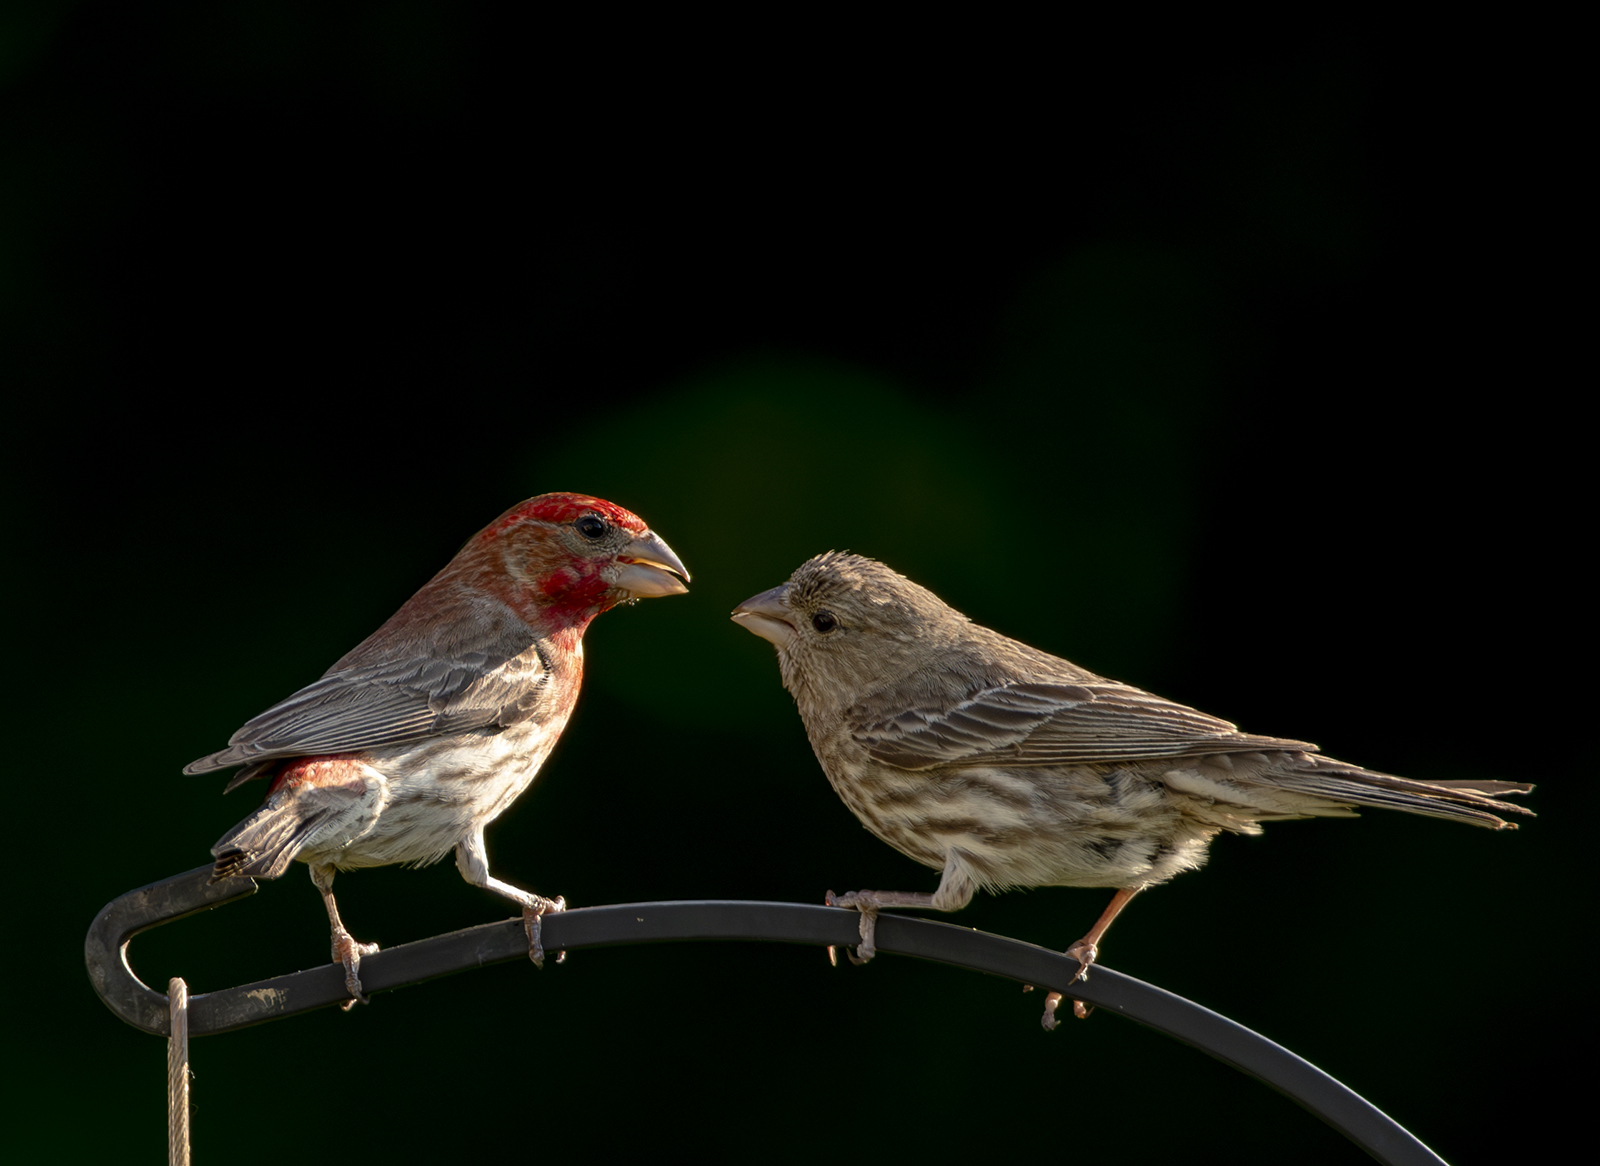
1031, 937, 1103, 1029
1065, 938, 1100, 977
331, 929, 380, 1010
523, 896, 566, 969
1036, 939, 1101, 1027
824, 890, 880, 964
1042, 992, 1062, 1030
1038, 992, 1093, 1029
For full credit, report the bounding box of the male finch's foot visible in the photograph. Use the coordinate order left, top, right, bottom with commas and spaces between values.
524, 896, 566, 969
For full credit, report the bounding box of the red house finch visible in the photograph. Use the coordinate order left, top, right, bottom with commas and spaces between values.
188, 493, 689, 1007
733, 553, 1530, 1028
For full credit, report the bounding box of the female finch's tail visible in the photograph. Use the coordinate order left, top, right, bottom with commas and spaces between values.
1263, 754, 1534, 829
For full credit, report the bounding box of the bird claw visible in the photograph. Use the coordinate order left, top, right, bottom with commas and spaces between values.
824, 890, 878, 964
1038, 990, 1094, 1027
1042, 991, 1061, 1030
853, 906, 879, 963
1037, 989, 1093, 1029
1065, 938, 1099, 981
1035, 940, 1101, 1027
524, 896, 567, 969
1065, 938, 1098, 1005
331, 930, 379, 1010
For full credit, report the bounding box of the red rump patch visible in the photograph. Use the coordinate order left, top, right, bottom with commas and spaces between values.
268, 754, 371, 796
483, 492, 647, 538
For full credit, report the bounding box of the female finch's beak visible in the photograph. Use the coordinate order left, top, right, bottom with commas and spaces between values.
731, 585, 795, 649
614, 531, 691, 598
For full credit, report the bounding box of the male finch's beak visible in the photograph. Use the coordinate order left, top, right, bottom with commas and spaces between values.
731, 585, 795, 649
615, 531, 691, 598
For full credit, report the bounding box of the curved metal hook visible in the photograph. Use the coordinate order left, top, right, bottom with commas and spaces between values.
85, 864, 259, 1037
86, 866, 1443, 1166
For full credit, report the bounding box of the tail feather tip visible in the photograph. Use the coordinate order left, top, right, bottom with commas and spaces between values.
211, 848, 251, 882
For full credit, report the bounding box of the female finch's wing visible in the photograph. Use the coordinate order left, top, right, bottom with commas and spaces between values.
850, 680, 1315, 771
850, 678, 1532, 827
183, 620, 554, 778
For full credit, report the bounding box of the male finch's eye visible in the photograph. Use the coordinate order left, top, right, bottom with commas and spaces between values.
812, 611, 838, 633
575, 516, 608, 540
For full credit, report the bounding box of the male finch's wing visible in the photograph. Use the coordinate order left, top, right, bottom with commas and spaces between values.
184, 599, 554, 776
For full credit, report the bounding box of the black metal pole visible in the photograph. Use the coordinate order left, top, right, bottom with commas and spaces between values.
87, 867, 1445, 1166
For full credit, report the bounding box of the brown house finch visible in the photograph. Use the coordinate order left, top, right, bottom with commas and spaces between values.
188, 493, 689, 1007
733, 552, 1530, 1028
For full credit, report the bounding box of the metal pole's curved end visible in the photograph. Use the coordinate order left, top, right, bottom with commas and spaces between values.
85, 864, 258, 1036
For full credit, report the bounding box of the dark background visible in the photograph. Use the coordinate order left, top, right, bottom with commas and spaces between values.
4, 7, 1576, 1164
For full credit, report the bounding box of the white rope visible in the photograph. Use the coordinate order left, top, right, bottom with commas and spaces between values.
168, 977, 190, 1166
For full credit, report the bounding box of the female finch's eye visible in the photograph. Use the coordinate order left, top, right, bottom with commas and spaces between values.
812, 611, 838, 633
575, 516, 608, 540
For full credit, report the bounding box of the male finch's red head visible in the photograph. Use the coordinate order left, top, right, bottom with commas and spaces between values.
398, 491, 690, 635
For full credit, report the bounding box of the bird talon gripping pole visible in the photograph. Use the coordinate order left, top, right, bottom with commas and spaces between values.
87, 868, 1445, 1166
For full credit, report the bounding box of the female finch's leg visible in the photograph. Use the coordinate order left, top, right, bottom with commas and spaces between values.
827, 858, 976, 965
455, 831, 565, 969
309, 863, 378, 1010
824, 890, 935, 964
1041, 886, 1143, 1031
